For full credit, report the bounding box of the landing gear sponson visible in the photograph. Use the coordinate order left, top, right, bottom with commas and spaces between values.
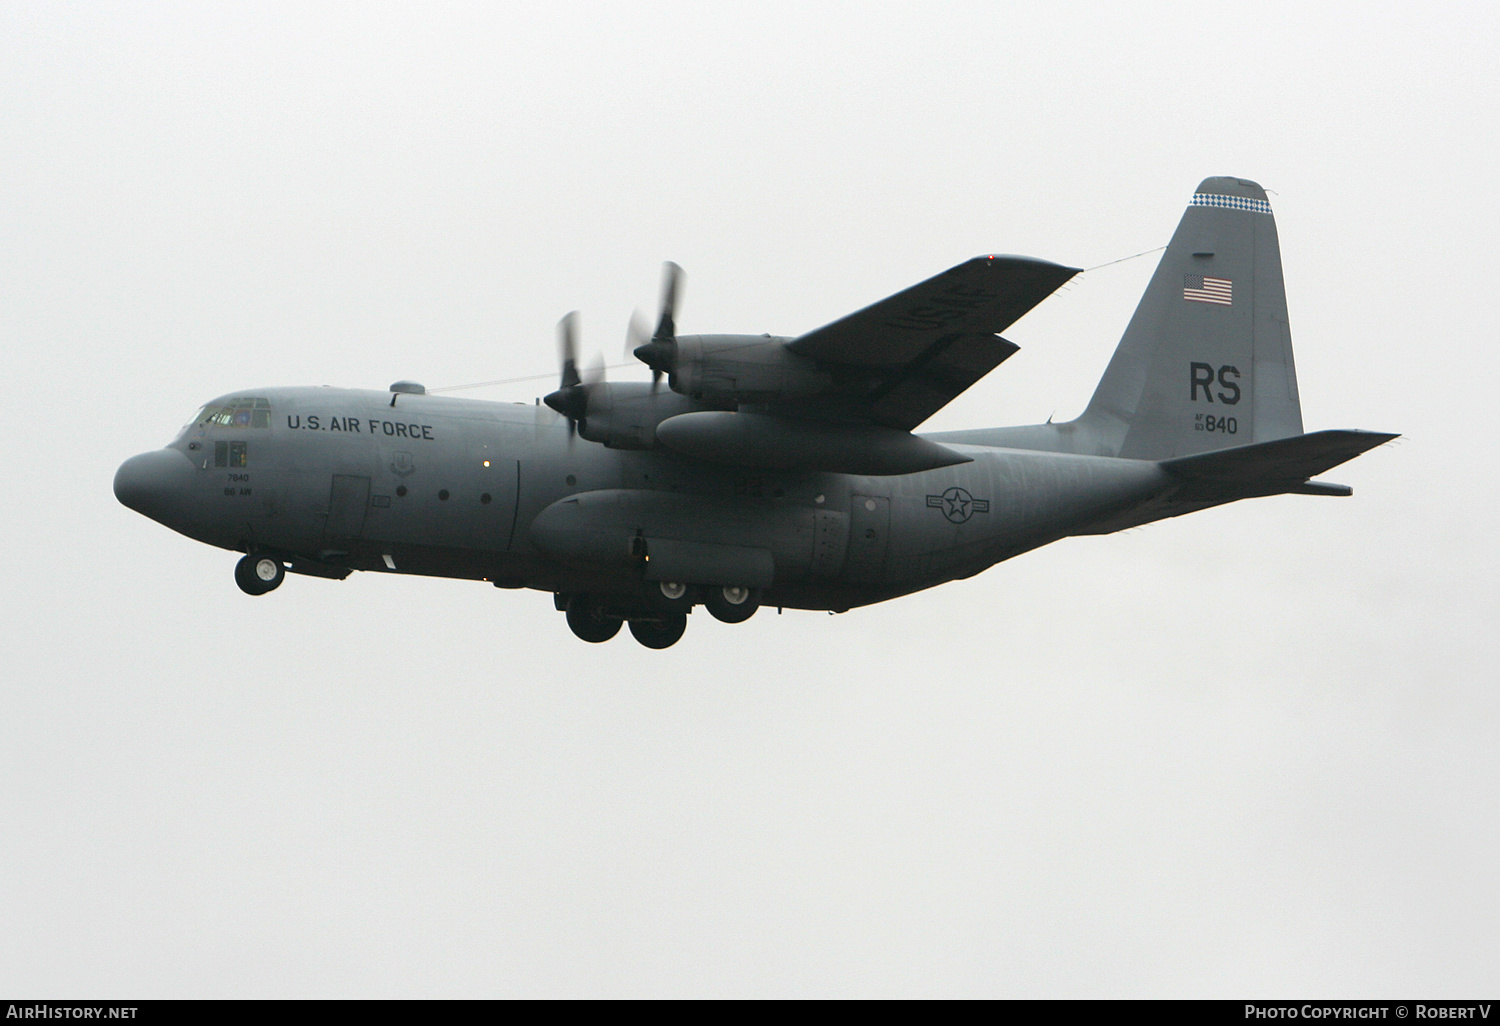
558, 581, 759, 649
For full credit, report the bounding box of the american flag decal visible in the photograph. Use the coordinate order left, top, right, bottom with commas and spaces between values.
1184, 274, 1232, 305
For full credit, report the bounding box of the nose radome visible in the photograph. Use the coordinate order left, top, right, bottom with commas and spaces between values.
114, 448, 195, 522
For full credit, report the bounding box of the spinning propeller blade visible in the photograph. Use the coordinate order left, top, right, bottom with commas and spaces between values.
557, 310, 581, 390
632, 261, 683, 390
544, 311, 587, 439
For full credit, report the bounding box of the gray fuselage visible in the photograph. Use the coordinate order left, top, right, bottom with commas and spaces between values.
119, 385, 1171, 612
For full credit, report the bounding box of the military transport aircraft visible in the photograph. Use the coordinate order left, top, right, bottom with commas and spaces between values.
115, 177, 1396, 649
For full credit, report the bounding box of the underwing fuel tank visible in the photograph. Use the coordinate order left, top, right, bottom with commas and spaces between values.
655, 411, 971, 475
528, 489, 835, 587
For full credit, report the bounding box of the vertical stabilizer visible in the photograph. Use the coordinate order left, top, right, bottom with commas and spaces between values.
1080, 177, 1303, 459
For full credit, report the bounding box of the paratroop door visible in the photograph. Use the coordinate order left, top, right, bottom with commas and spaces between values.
324, 474, 371, 542
810, 510, 849, 577
845, 494, 889, 583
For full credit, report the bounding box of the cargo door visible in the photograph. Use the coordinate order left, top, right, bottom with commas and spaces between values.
845, 494, 890, 583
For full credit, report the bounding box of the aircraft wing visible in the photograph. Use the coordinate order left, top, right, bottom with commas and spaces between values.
787, 255, 1080, 430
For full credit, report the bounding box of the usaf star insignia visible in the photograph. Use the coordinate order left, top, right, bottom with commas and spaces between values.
926, 486, 990, 524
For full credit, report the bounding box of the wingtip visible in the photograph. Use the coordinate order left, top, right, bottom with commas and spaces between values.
977, 253, 1082, 274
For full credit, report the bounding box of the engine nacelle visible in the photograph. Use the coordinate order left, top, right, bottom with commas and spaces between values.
655, 411, 973, 475
670, 335, 831, 405
576, 382, 702, 450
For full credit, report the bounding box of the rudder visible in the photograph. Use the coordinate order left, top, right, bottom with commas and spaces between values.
1079, 177, 1304, 459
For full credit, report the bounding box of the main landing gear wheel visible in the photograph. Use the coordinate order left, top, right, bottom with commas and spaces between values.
703, 585, 759, 624
628, 612, 687, 649
566, 594, 622, 643
235, 554, 285, 596
652, 580, 693, 613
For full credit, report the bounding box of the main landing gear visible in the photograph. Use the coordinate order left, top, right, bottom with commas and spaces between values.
703, 585, 760, 623
628, 614, 687, 649
565, 592, 684, 648
565, 594, 622, 643
235, 553, 286, 596
559, 583, 760, 648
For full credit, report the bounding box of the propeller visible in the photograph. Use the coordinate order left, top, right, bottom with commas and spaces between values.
544, 312, 587, 437
631, 261, 683, 390
624, 309, 650, 361
544, 312, 608, 442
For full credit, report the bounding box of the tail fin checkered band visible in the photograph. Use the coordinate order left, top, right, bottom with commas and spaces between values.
1190, 192, 1272, 215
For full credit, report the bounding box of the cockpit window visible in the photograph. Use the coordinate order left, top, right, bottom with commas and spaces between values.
194, 397, 272, 429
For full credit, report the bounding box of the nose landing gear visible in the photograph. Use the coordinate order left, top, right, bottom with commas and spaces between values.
235, 554, 286, 596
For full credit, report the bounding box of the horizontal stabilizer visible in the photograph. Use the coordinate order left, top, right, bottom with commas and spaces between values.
1161, 429, 1397, 497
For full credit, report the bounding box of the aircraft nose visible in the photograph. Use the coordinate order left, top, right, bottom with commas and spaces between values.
114, 448, 196, 522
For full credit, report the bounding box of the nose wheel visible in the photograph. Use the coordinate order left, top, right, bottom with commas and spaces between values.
235, 554, 285, 596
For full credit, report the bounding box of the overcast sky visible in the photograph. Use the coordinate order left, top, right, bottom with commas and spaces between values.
3, 0, 1495, 998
